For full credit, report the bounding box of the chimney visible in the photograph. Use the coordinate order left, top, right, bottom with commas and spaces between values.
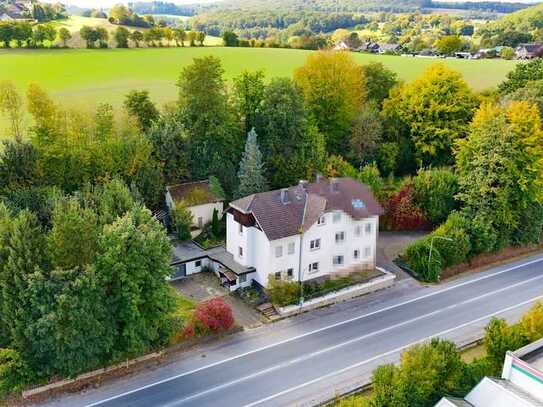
330, 178, 339, 192
280, 188, 290, 204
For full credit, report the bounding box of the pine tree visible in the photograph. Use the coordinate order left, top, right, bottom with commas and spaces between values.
236, 128, 268, 198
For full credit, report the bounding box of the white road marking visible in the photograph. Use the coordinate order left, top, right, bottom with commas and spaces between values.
157, 273, 543, 406
243, 295, 543, 407
86, 255, 543, 407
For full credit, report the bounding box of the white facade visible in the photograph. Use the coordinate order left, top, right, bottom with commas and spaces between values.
166, 190, 223, 229
226, 210, 379, 288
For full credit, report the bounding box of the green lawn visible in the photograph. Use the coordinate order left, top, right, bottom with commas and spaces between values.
0, 47, 516, 113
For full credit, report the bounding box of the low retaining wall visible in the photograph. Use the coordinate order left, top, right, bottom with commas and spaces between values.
276, 267, 396, 317
22, 352, 163, 400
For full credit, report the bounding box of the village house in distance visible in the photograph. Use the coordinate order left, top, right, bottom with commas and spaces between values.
169, 176, 383, 292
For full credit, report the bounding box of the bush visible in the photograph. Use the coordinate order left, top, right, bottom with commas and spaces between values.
412, 168, 458, 225
369, 339, 469, 406
463, 212, 499, 256
266, 275, 300, 307
404, 236, 442, 282
483, 318, 528, 375
384, 184, 428, 230
356, 163, 384, 198
0, 349, 33, 398
172, 203, 193, 241
432, 212, 471, 268
193, 297, 234, 334
512, 203, 543, 246
520, 302, 543, 342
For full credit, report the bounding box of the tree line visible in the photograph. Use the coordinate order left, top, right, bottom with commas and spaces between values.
0, 21, 71, 48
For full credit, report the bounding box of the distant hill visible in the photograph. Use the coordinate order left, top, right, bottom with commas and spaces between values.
128, 1, 197, 17
489, 2, 543, 31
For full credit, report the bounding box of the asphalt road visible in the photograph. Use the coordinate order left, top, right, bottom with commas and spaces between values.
41, 254, 543, 407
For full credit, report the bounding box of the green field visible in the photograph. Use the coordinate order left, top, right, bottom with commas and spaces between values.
0, 47, 517, 111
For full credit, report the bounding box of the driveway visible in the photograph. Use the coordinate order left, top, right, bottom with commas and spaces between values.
377, 231, 428, 282
171, 272, 264, 329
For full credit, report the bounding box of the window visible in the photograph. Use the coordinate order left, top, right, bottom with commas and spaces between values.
355, 225, 361, 236
365, 223, 373, 235
308, 262, 319, 273
333, 255, 344, 266
195, 260, 201, 267
364, 246, 372, 258
335, 231, 345, 243
238, 247, 243, 257
275, 245, 283, 258
317, 216, 326, 226
274, 272, 281, 280
310, 239, 321, 251
333, 212, 341, 223
239, 223, 243, 234
239, 274, 247, 283
354, 250, 360, 260
288, 242, 295, 255
287, 268, 294, 279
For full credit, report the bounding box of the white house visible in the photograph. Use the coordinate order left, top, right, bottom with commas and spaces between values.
225, 177, 383, 288
166, 180, 224, 235
436, 338, 543, 407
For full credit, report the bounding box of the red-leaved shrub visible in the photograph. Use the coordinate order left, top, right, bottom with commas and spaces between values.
384, 184, 428, 230
194, 297, 235, 333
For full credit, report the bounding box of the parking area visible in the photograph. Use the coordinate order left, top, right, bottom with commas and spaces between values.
376, 231, 428, 280
171, 272, 264, 329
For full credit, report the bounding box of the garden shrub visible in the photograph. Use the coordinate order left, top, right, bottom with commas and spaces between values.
172, 202, 193, 241
404, 236, 442, 282
412, 167, 458, 225
463, 212, 499, 256
432, 212, 471, 268
266, 275, 300, 307
356, 163, 384, 198
512, 203, 543, 246
193, 297, 234, 334
0, 348, 33, 398
520, 302, 543, 342
384, 184, 428, 230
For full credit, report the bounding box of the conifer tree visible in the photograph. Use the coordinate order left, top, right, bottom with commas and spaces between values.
236, 128, 268, 198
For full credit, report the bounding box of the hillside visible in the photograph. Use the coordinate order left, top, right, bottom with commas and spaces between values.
487, 3, 543, 33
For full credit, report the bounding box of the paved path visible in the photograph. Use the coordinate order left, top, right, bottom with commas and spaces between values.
39, 253, 543, 407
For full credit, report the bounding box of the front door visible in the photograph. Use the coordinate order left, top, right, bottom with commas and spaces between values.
172, 263, 187, 280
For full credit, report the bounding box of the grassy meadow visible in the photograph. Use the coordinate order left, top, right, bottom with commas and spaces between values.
1, 47, 516, 113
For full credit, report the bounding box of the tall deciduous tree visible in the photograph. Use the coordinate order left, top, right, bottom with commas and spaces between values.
233, 70, 265, 134
236, 128, 268, 198
294, 50, 365, 154
456, 102, 543, 249
0, 140, 40, 193
0, 81, 23, 139
383, 63, 477, 167
95, 206, 178, 358
257, 78, 325, 188
124, 90, 160, 132
360, 62, 398, 107
177, 56, 241, 188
